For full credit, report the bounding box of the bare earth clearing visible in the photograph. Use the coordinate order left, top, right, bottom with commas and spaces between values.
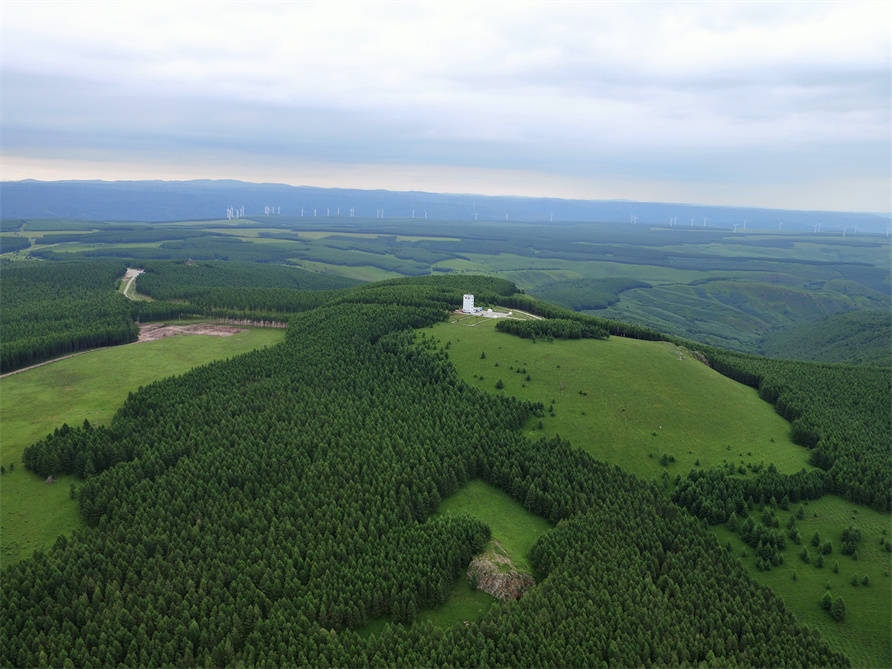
138, 323, 247, 342
467, 540, 534, 601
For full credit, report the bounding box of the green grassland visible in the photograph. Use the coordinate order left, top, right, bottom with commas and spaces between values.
360, 479, 551, 635
0, 327, 286, 568
431, 316, 891, 668
34, 241, 167, 253
712, 496, 891, 669
289, 259, 404, 282
435, 479, 552, 574
662, 237, 890, 266
497, 260, 717, 289
433, 315, 812, 482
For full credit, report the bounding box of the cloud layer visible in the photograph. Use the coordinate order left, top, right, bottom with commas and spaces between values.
2, 2, 890, 211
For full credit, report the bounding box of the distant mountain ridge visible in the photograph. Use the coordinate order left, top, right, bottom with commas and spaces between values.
1, 179, 888, 232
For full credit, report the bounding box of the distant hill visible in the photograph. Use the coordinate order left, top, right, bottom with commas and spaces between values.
2, 179, 889, 232
761, 310, 892, 366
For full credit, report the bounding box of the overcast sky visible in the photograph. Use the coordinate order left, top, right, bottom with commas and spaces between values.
2, 1, 890, 212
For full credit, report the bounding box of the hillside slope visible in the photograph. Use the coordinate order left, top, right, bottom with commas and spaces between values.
1, 281, 851, 667
761, 310, 891, 366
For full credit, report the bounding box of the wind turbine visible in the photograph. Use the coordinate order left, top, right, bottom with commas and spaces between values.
424, 211, 427, 219
842, 226, 847, 238
779, 221, 783, 231
313, 208, 317, 217
733, 223, 738, 233
505, 213, 509, 221
326, 208, 330, 216
743, 219, 747, 230
474, 213, 478, 221
703, 218, 707, 227
550, 211, 553, 222
412, 210, 415, 218
300, 208, 304, 217
631, 214, 637, 225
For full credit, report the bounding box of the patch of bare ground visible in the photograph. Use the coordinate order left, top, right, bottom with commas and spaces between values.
467, 540, 534, 601
138, 323, 247, 342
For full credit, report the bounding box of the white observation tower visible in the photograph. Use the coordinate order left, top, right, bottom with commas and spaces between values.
463, 294, 475, 312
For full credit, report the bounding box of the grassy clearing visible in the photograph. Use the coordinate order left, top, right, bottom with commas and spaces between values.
712, 496, 891, 669
0, 327, 286, 568
463, 256, 714, 288
359, 479, 552, 635
433, 317, 811, 483
435, 479, 552, 574
289, 260, 401, 282
432, 258, 492, 274
431, 319, 890, 668
203, 228, 285, 237
290, 231, 459, 242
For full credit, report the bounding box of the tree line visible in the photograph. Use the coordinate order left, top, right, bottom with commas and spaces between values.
0, 261, 138, 373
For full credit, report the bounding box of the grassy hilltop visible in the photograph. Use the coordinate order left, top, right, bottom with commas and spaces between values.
432, 313, 891, 668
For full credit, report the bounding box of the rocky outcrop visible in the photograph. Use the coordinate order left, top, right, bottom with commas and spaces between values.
467, 540, 534, 601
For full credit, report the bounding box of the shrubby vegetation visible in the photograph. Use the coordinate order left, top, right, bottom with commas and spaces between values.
3, 280, 851, 667
530, 277, 650, 311
761, 310, 891, 367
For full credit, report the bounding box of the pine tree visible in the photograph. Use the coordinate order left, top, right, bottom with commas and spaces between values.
727, 512, 739, 532
830, 596, 846, 621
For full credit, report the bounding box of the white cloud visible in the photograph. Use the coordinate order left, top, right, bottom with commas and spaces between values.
2, 1, 889, 211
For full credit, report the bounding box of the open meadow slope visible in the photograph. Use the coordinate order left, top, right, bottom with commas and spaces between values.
433, 315, 891, 667
0, 328, 286, 568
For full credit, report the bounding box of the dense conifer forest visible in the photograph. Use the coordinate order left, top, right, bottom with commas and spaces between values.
1, 237, 888, 666
0, 262, 138, 373
2, 279, 856, 667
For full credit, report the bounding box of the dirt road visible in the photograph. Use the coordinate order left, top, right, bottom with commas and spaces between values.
122, 268, 144, 299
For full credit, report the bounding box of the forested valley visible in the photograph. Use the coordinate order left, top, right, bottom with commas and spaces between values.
1, 220, 890, 667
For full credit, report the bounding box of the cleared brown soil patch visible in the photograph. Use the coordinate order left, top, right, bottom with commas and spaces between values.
467, 540, 534, 601
138, 323, 247, 342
